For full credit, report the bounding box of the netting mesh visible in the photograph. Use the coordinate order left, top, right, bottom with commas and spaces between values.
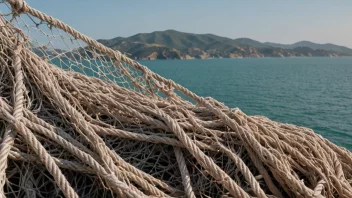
0, 1, 352, 198
2, 2, 162, 96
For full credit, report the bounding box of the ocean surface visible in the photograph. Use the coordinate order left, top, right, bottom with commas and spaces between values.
139, 57, 352, 150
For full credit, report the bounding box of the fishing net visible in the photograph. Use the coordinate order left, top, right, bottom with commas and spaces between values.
0, 0, 351, 197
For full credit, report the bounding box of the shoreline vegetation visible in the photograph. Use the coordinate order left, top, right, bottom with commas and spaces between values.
97, 30, 352, 60
130, 51, 352, 61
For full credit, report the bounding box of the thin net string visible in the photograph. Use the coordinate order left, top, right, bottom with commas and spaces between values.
0, 3, 159, 98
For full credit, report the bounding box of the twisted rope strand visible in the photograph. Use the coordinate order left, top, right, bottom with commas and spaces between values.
174, 147, 196, 198
0, 36, 24, 198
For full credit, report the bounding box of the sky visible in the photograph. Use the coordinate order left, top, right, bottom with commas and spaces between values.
24, 0, 352, 47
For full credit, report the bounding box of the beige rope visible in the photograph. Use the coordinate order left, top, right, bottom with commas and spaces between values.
6, 0, 28, 13
0, 106, 79, 198
244, 145, 284, 198
218, 144, 267, 198
0, 36, 24, 198
22, 50, 145, 198
174, 147, 196, 198
198, 98, 315, 197
313, 180, 326, 198
8, 150, 95, 174
155, 108, 250, 198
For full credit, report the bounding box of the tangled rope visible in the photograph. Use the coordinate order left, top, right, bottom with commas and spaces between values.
0, 0, 351, 197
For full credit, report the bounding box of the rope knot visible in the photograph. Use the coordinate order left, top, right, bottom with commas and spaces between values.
7, 0, 28, 14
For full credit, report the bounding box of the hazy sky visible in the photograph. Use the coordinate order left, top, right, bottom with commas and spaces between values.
26, 0, 352, 47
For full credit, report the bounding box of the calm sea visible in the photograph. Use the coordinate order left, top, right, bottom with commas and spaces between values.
139, 57, 352, 150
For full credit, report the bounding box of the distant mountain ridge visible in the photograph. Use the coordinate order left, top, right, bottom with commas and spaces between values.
264, 41, 352, 55
96, 30, 352, 60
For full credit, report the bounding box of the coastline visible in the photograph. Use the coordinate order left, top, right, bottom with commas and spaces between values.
136, 55, 352, 61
